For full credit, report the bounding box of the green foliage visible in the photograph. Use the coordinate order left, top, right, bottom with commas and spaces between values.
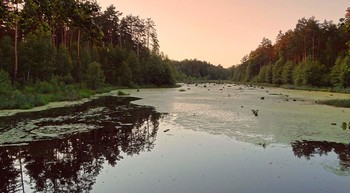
21, 31, 55, 82
293, 64, 303, 86
258, 64, 267, 83
331, 56, 350, 87
119, 61, 132, 87
31, 82, 55, 94
245, 62, 254, 82
0, 91, 44, 110
172, 59, 230, 81
271, 58, 284, 85
0, 70, 12, 94
127, 51, 142, 84
100, 46, 127, 85
56, 44, 73, 79
85, 61, 105, 90
293, 58, 326, 86
302, 58, 326, 86
257, 63, 273, 84
0, 36, 14, 73
231, 15, 350, 89
231, 63, 247, 82
281, 61, 295, 84
146, 55, 175, 86
78, 88, 95, 99
0, 0, 175, 87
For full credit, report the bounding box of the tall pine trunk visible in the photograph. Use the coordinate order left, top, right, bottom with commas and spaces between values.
12, 7, 18, 85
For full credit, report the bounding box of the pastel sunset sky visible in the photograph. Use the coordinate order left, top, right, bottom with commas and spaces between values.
98, 0, 349, 68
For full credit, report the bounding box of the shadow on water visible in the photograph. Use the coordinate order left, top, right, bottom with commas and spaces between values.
292, 140, 350, 175
0, 96, 164, 193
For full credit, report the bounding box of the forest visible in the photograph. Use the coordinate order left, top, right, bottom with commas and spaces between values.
0, 0, 180, 109
231, 8, 350, 90
3, 1, 349, 110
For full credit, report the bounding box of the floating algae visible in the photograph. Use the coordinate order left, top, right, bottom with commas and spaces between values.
131, 84, 350, 144
0, 96, 161, 146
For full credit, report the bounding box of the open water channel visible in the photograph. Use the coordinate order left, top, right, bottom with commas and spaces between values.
0, 83, 350, 193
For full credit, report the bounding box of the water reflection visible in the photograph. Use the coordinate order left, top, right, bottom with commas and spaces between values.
292, 140, 350, 175
0, 96, 163, 192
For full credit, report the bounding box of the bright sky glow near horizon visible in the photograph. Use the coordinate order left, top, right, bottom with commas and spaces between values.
98, 0, 349, 68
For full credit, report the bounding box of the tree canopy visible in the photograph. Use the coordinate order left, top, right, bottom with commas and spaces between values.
0, 0, 174, 88
231, 10, 350, 88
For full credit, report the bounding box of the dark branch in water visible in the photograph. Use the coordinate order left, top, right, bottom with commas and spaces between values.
252, 109, 259, 116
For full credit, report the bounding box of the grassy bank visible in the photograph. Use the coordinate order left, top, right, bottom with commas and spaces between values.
0, 82, 123, 110
279, 84, 350, 94
254, 84, 350, 108
318, 99, 350, 108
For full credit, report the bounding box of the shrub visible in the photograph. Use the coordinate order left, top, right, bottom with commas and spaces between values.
331, 56, 350, 88
294, 57, 326, 87
85, 61, 105, 90
0, 91, 44, 110
34, 81, 55, 94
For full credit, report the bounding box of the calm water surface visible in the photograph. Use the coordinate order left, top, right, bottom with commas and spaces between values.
0, 84, 350, 193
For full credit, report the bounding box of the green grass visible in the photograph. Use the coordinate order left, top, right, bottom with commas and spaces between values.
0, 92, 45, 109
0, 83, 123, 110
0, 80, 181, 110
277, 84, 350, 94
318, 99, 350, 108
117, 90, 130, 96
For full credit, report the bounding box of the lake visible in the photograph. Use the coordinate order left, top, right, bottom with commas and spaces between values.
0, 83, 350, 193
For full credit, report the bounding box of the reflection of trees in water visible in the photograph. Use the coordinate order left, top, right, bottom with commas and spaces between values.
0, 150, 21, 192
0, 96, 162, 192
291, 141, 350, 174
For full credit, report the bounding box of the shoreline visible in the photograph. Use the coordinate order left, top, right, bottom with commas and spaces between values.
1, 83, 350, 117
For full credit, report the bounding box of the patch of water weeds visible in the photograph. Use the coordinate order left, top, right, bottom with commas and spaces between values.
0, 90, 119, 118
130, 83, 350, 145
0, 96, 164, 146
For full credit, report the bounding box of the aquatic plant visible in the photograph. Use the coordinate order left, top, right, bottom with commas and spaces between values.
319, 99, 350, 108
252, 109, 259, 116
341, 122, 347, 130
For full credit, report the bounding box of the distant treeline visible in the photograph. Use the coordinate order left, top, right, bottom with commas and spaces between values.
171, 59, 231, 81
231, 9, 350, 88
0, 0, 175, 90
